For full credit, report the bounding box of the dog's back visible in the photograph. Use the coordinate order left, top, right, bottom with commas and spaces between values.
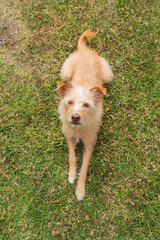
60, 30, 113, 88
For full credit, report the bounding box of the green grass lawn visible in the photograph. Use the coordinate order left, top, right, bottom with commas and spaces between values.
0, 0, 159, 239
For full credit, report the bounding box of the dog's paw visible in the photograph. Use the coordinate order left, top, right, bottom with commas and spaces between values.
76, 186, 85, 201
68, 172, 76, 184
68, 176, 76, 184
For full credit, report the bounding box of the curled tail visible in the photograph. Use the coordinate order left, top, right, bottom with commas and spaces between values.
78, 30, 96, 49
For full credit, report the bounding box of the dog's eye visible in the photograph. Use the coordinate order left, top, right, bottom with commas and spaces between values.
83, 103, 90, 108
68, 100, 73, 105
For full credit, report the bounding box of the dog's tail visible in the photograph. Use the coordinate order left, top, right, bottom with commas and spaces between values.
78, 30, 96, 49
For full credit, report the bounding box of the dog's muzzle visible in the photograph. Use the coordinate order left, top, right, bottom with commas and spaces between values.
71, 114, 81, 125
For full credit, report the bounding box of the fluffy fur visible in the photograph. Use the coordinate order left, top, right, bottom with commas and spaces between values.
57, 30, 113, 200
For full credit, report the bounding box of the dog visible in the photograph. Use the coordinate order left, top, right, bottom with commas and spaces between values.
57, 30, 113, 200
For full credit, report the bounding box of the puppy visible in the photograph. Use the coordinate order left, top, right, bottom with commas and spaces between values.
57, 30, 113, 200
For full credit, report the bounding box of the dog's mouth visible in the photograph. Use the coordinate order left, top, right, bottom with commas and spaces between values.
71, 121, 81, 125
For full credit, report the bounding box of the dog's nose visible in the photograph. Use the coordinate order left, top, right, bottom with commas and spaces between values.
71, 114, 81, 122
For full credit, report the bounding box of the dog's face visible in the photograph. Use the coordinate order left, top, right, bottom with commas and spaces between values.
57, 82, 106, 127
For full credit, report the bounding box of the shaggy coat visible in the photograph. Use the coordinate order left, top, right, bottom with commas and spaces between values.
57, 30, 113, 200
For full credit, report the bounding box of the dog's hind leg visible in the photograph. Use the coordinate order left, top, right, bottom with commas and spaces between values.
60, 53, 78, 82
67, 137, 77, 184
100, 57, 114, 83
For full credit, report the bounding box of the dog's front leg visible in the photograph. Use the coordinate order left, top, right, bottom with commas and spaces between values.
67, 137, 76, 184
76, 145, 93, 201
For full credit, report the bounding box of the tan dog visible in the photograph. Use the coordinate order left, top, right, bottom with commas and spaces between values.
57, 30, 113, 200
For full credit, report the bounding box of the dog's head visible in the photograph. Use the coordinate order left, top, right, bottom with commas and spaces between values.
57, 82, 106, 127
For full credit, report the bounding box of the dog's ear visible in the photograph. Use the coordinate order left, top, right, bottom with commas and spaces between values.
90, 86, 106, 103
56, 82, 72, 97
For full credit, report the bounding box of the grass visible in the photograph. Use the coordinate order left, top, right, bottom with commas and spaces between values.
0, 0, 159, 239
